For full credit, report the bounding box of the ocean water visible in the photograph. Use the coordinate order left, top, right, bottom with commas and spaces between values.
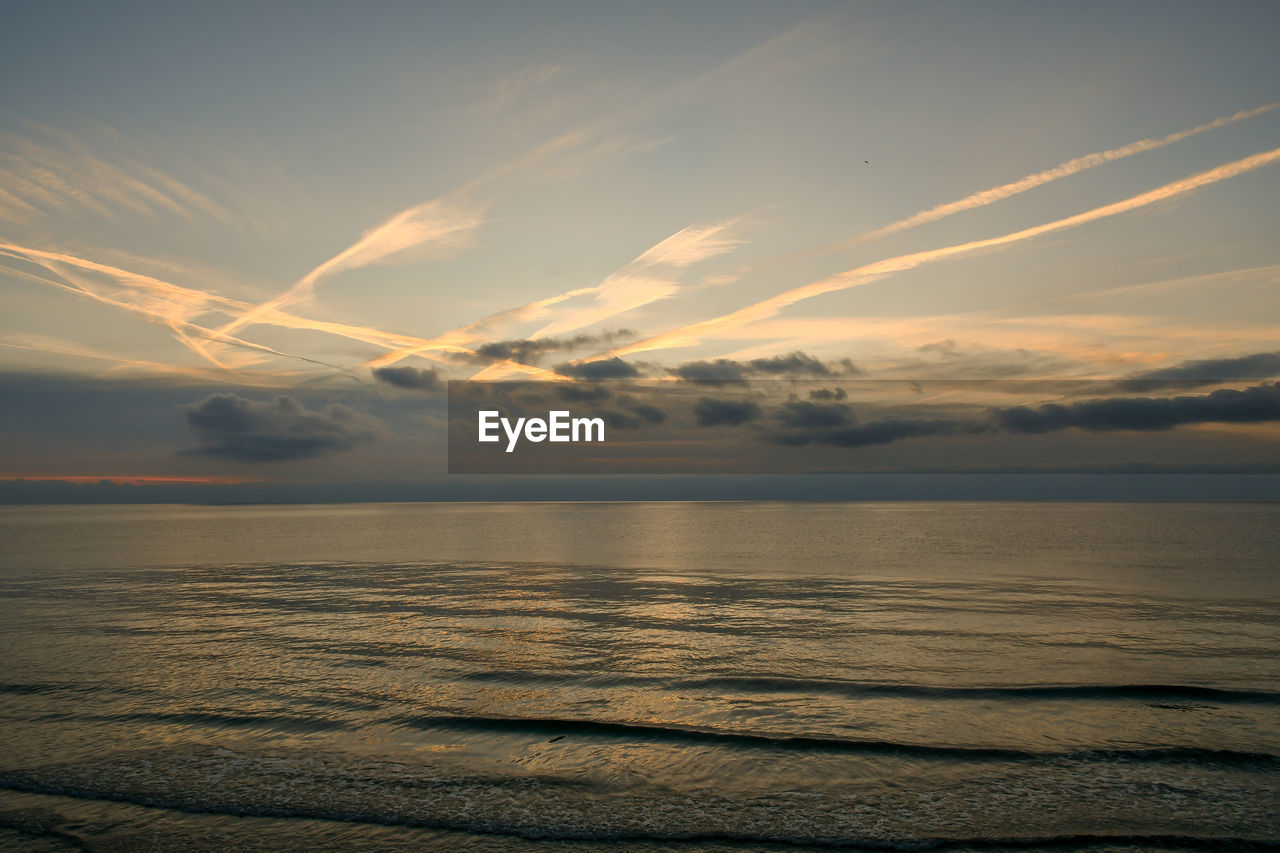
0, 501, 1277, 852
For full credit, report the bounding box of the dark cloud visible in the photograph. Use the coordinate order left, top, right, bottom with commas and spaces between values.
809, 387, 847, 401
610, 394, 667, 424
673, 351, 859, 383
766, 382, 1280, 449
672, 359, 748, 383
749, 352, 858, 376
1120, 351, 1280, 389
917, 339, 960, 355
771, 417, 986, 448
372, 366, 441, 392
822, 418, 986, 447
555, 357, 641, 379
182, 394, 382, 462
774, 400, 854, 429
486, 386, 665, 430
475, 330, 635, 364
601, 410, 644, 430
629, 402, 667, 424
555, 383, 612, 402
693, 397, 761, 426
895, 342, 1077, 379
995, 381, 1280, 433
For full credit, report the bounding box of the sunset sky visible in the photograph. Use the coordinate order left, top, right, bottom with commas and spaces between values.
2, 1, 1277, 499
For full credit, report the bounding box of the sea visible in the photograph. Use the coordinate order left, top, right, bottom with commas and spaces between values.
0, 501, 1276, 852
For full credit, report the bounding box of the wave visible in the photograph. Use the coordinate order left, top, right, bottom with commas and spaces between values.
11, 675, 1279, 712
30, 709, 355, 734
387, 713, 1280, 767
1, 782, 1276, 851
677, 678, 1280, 705
458, 672, 1280, 705
23, 701, 1278, 767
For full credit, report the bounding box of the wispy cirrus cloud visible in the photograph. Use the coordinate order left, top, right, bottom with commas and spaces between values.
478, 63, 563, 114
0, 119, 241, 227
605, 145, 1280, 361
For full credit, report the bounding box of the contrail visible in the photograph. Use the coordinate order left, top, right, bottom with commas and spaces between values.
529, 218, 743, 340
828, 103, 1277, 251
363, 218, 743, 374
440, 104, 1272, 372
606, 145, 1280, 359
363, 287, 598, 371
0, 252, 350, 373
208, 196, 486, 344
2, 241, 250, 368
208, 15, 829, 352
0, 241, 562, 379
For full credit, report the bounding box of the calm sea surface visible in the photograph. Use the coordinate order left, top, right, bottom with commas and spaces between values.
0, 502, 1277, 851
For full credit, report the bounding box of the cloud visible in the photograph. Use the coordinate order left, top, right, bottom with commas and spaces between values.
555, 383, 612, 402
473, 330, 636, 364
182, 394, 382, 462
809, 387, 847, 401
673, 359, 748, 383
554, 357, 641, 379
608, 144, 1280, 359
372, 366, 442, 392
622, 400, 667, 424
1121, 351, 1280, 389
0, 119, 242, 227
479, 64, 562, 114
693, 397, 761, 426
600, 410, 645, 430
672, 351, 858, 383
774, 400, 854, 429
994, 381, 1280, 433
772, 417, 986, 448
752, 382, 1280, 451
749, 351, 854, 376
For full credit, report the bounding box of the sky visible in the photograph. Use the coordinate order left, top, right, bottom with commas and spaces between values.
1, 0, 1278, 501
